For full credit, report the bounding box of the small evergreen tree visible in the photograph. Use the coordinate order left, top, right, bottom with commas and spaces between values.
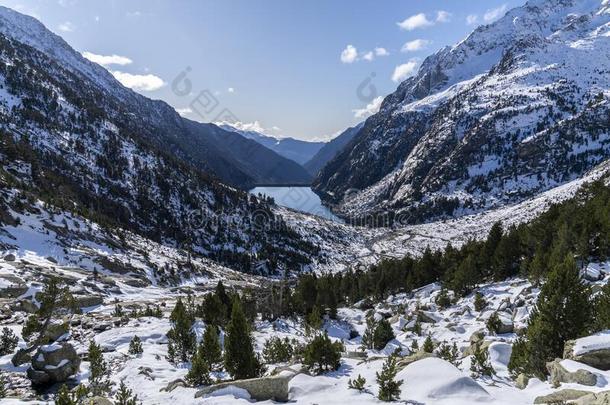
360, 316, 376, 350
88, 340, 111, 396
186, 342, 212, 387
303, 331, 342, 374
486, 312, 502, 335
262, 336, 294, 364
167, 297, 196, 363
115, 380, 139, 405
437, 341, 461, 366
435, 288, 451, 309
474, 292, 487, 312
422, 335, 434, 353
470, 343, 494, 378
410, 339, 419, 352
22, 277, 76, 345
55, 384, 76, 405
376, 355, 402, 402
224, 297, 261, 379
348, 374, 366, 391
511, 255, 593, 379
373, 319, 395, 351
594, 281, 610, 331
305, 305, 323, 334
201, 325, 223, 370
113, 304, 123, 318
128, 335, 143, 356
0, 327, 18, 356
0, 374, 6, 398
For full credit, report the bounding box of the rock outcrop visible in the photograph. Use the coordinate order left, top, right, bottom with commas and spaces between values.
26, 343, 80, 385
194, 374, 294, 402
546, 359, 597, 387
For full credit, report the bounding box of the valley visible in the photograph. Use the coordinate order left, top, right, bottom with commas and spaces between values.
0, 0, 610, 404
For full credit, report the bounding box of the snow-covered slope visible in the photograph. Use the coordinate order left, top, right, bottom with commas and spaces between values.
314, 0, 610, 223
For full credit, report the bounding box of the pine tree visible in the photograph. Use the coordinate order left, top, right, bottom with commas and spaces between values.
303, 331, 342, 374
114, 304, 124, 318
474, 292, 487, 312
55, 384, 76, 405
515, 255, 593, 378
305, 305, 323, 334
376, 355, 402, 402
410, 339, 419, 352
186, 342, 212, 387
0, 327, 18, 356
0, 374, 6, 399
422, 335, 434, 353
594, 281, 610, 331
348, 374, 366, 391
201, 325, 223, 370
486, 312, 502, 335
115, 380, 139, 405
360, 316, 376, 350
22, 277, 76, 345
262, 336, 294, 364
128, 335, 143, 356
88, 340, 111, 396
167, 297, 196, 363
435, 288, 451, 309
437, 341, 461, 366
224, 296, 261, 379
470, 343, 494, 378
373, 319, 395, 350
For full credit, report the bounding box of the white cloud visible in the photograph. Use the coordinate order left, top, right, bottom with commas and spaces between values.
217, 120, 283, 136
436, 10, 452, 23
397, 13, 434, 31
466, 14, 479, 25
227, 87, 235, 93
111, 71, 165, 91
484, 4, 508, 22
362, 51, 374, 62
58, 21, 75, 32
82, 52, 133, 66
340, 44, 358, 63
353, 96, 383, 119
175, 107, 192, 116
375, 47, 389, 57
401, 39, 431, 52
392, 60, 419, 83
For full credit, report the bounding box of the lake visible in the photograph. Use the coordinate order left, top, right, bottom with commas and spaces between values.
249, 186, 343, 222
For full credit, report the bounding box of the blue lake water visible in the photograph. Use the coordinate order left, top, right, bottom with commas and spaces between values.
249, 187, 343, 222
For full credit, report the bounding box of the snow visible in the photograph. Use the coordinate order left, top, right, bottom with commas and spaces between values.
573, 330, 610, 356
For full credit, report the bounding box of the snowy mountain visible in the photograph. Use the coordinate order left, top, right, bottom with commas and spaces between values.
0, 6, 319, 274
219, 123, 325, 167
304, 122, 363, 176
314, 0, 610, 224
0, 6, 312, 189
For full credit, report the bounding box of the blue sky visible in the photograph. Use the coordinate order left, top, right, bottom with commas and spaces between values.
0, 0, 525, 140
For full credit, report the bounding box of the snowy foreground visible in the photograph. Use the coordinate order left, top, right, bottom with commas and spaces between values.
2, 270, 610, 404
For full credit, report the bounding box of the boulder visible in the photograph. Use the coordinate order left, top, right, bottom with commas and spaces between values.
495, 313, 514, 334
547, 359, 597, 387
27, 343, 80, 385
469, 330, 486, 345
162, 379, 187, 392
194, 374, 293, 402
0, 283, 28, 298
533, 389, 591, 404
416, 310, 439, 324
12, 348, 32, 366
396, 351, 436, 370
573, 390, 610, 405
3, 254, 16, 262
515, 373, 529, 389
463, 339, 492, 358
74, 295, 104, 308
42, 321, 69, 343
564, 333, 610, 370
